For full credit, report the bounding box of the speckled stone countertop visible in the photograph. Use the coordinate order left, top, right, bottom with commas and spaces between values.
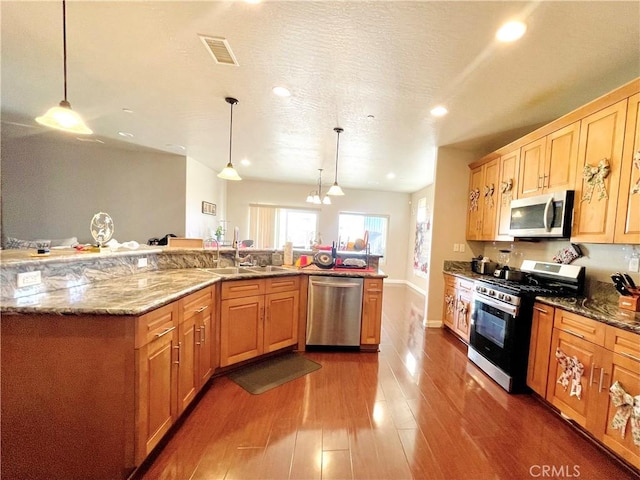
1, 265, 386, 316
442, 262, 640, 334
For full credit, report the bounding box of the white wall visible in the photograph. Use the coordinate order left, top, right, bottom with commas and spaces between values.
1, 134, 186, 244
405, 184, 435, 294
426, 146, 480, 325
226, 179, 411, 280
185, 157, 227, 239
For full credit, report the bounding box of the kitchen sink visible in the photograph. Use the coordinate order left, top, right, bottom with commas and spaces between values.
205, 267, 254, 276
245, 266, 291, 273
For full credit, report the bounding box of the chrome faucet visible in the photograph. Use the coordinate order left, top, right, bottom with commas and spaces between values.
232, 226, 251, 266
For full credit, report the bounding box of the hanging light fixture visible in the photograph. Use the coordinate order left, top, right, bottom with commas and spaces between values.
327, 127, 345, 196
217, 97, 242, 181
305, 168, 331, 205
35, 0, 92, 135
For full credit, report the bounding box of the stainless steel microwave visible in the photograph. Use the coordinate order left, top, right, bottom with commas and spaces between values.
508, 190, 574, 238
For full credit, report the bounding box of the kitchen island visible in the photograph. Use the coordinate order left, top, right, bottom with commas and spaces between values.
0, 248, 386, 480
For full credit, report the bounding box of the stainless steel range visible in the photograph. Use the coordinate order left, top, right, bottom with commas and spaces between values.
468, 260, 585, 393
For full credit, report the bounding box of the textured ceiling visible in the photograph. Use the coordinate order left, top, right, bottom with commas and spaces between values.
2, 1, 639, 193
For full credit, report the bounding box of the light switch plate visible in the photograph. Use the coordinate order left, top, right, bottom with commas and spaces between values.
629, 257, 640, 272
459, 243, 465, 253
138, 257, 148, 268
453, 244, 459, 252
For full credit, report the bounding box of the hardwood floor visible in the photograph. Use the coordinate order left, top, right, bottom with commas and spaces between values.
138, 283, 638, 480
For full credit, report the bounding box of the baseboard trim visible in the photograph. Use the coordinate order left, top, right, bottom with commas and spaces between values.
383, 279, 427, 297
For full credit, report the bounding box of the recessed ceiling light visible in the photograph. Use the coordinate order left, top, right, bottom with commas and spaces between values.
245, 0, 261, 4
430, 106, 448, 117
76, 137, 104, 144
386, 172, 396, 179
241, 159, 251, 166
122, 108, 134, 114
118, 131, 134, 138
496, 21, 527, 42
272, 86, 291, 97
367, 114, 375, 120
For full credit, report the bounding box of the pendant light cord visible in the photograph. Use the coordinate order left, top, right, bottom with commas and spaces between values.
62, 0, 68, 103
228, 101, 234, 165
333, 127, 343, 183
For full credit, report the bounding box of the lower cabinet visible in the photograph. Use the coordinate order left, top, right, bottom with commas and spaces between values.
219, 276, 300, 367
361, 278, 384, 346
135, 286, 215, 464
442, 274, 472, 343
537, 307, 640, 470
526, 302, 555, 397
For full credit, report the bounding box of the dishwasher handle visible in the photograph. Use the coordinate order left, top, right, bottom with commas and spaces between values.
311, 281, 362, 288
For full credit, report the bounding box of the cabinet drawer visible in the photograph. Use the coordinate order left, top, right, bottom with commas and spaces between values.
456, 278, 474, 291
444, 274, 456, 288
182, 286, 213, 320
364, 278, 383, 293
553, 309, 606, 346
136, 302, 179, 348
266, 275, 300, 294
605, 325, 640, 361
221, 278, 265, 299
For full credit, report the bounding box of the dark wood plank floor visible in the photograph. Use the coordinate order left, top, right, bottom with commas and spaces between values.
138, 284, 637, 480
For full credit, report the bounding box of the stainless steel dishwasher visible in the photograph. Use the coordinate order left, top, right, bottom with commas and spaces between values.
306, 275, 364, 347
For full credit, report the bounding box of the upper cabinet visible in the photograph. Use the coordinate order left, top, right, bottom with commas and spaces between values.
518, 122, 580, 199
571, 100, 627, 243
466, 157, 499, 240
495, 148, 520, 240
614, 93, 640, 244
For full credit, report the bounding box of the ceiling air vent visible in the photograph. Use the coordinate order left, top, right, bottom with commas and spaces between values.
198, 35, 239, 66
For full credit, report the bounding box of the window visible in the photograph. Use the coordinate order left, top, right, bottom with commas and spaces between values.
338, 213, 388, 259
249, 204, 318, 249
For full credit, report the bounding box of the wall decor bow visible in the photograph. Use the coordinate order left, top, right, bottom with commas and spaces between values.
631, 151, 640, 195
582, 158, 610, 203
445, 294, 455, 315
484, 183, 495, 208
555, 348, 584, 399
609, 381, 640, 446
469, 188, 480, 212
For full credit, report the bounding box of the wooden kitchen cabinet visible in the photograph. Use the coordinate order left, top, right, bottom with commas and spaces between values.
361, 278, 384, 347
542, 309, 640, 470
442, 274, 457, 330
453, 277, 473, 342
517, 122, 580, 199
614, 92, 640, 243
495, 148, 520, 239
571, 99, 628, 243
219, 276, 299, 367
526, 302, 554, 397
135, 302, 180, 464
466, 157, 499, 240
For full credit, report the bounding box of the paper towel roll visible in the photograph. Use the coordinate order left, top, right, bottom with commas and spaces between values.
284, 242, 293, 265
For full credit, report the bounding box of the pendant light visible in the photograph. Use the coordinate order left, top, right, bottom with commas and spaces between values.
217, 97, 242, 181
305, 168, 331, 205
327, 127, 345, 196
35, 0, 92, 135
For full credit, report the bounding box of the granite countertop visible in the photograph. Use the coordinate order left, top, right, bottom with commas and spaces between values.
443, 266, 640, 334
1, 265, 386, 316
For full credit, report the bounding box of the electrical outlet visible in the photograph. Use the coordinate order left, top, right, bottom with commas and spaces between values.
137, 257, 148, 268
453, 244, 459, 252
459, 243, 465, 253
17, 271, 42, 288
629, 257, 640, 273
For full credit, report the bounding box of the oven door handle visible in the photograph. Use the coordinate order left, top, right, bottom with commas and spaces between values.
474, 294, 518, 317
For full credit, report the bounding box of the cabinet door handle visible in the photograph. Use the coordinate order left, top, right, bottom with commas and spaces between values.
619, 351, 640, 363
174, 342, 181, 365
534, 306, 548, 314
154, 326, 176, 339
598, 368, 609, 393
196, 305, 208, 313
563, 328, 584, 339
201, 324, 206, 344
543, 174, 549, 188
538, 176, 543, 188
589, 364, 597, 386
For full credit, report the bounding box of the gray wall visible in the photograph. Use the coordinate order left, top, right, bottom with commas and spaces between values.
1, 134, 187, 244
